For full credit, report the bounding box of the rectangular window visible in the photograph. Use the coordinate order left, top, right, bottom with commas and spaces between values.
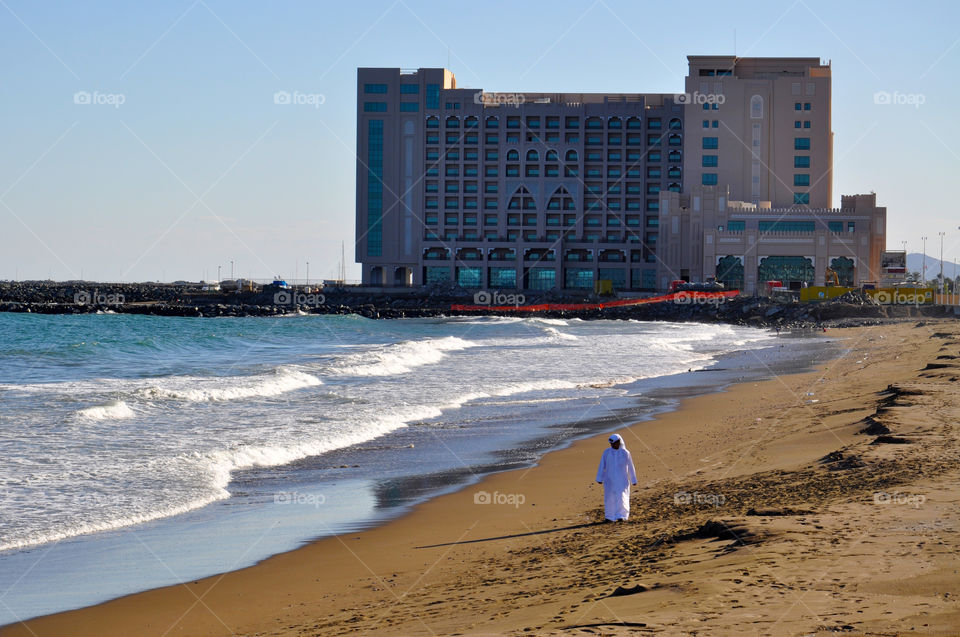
794, 155, 810, 168
363, 101, 387, 112
702, 173, 718, 185
828, 221, 843, 233
364, 83, 388, 94
702, 120, 710, 128
804, 103, 811, 110
759, 220, 814, 231
425, 84, 440, 109
794, 137, 810, 150
703, 137, 718, 149
793, 174, 810, 186
400, 84, 419, 94
399, 102, 418, 112
795, 121, 802, 129
795, 102, 802, 111
793, 193, 810, 205
847, 222, 856, 232
702, 155, 718, 167
804, 121, 811, 128
726, 220, 746, 231
366, 120, 384, 256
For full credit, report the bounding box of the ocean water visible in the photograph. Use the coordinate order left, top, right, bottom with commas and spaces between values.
0, 312, 818, 622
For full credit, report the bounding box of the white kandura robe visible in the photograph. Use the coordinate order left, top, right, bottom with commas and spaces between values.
596, 447, 638, 520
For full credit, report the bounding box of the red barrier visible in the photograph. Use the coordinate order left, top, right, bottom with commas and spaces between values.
451, 290, 739, 312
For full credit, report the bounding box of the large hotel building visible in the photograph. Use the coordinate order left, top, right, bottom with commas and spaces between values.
355, 56, 887, 294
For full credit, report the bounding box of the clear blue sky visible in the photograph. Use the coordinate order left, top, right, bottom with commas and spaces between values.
2, 0, 959, 282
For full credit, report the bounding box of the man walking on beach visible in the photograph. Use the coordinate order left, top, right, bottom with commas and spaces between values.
595, 434, 638, 522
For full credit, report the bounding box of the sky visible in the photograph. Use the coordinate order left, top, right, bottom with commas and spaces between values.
2, 0, 960, 283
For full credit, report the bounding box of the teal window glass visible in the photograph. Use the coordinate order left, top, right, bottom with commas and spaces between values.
758, 256, 814, 284
703, 137, 718, 149
794, 156, 810, 168
564, 268, 594, 289
598, 268, 626, 290
758, 220, 814, 232
400, 84, 419, 94
794, 193, 810, 204
399, 102, 419, 112
424, 266, 450, 284
425, 84, 440, 109
702, 173, 718, 185
364, 83, 388, 94
527, 267, 556, 290
794, 174, 810, 186
828, 221, 843, 232
364, 102, 387, 112
456, 267, 482, 289
702, 155, 718, 167
488, 267, 517, 288
366, 120, 384, 256
726, 220, 746, 231
795, 137, 810, 150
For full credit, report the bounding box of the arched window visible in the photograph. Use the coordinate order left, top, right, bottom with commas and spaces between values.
668, 118, 682, 130
668, 134, 682, 146
426, 116, 439, 129
585, 116, 602, 129
667, 182, 681, 192
667, 150, 682, 162
608, 117, 622, 129
446, 116, 460, 128
750, 95, 763, 119
565, 149, 578, 162
545, 150, 559, 162
526, 149, 539, 162
506, 149, 520, 162
485, 115, 499, 129
626, 117, 642, 129
464, 116, 478, 128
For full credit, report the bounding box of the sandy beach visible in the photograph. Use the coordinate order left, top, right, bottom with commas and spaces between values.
5, 319, 960, 636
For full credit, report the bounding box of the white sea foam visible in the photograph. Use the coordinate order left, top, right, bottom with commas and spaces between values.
76, 400, 135, 421
329, 336, 476, 377
137, 367, 322, 402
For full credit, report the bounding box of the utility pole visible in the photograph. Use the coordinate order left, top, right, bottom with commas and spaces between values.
230, 260, 234, 281
217, 265, 221, 283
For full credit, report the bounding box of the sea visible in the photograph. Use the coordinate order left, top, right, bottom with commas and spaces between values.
0, 312, 838, 623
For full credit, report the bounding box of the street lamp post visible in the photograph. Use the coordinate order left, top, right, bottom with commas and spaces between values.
940, 232, 946, 295
921, 236, 928, 286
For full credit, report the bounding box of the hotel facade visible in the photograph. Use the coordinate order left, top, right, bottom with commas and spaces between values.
355, 57, 886, 294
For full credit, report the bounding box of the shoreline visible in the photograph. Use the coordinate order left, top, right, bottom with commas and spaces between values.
0, 325, 828, 624
5, 319, 960, 635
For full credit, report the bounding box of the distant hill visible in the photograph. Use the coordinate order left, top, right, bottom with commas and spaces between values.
905, 253, 960, 280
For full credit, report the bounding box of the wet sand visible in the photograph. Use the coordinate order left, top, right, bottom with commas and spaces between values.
5, 320, 960, 636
